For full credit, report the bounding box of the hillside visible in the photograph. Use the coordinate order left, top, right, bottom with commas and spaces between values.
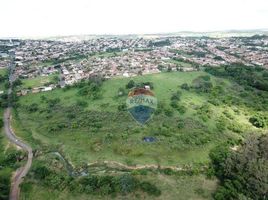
9, 67, 268, 199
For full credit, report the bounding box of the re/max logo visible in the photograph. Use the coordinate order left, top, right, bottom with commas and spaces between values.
129, 96, 155, 106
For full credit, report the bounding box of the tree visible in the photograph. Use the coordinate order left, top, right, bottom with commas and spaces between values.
209, 143, 231, 179
192, 76, 213, 93
0, 118, 3, 129
118, 104, 127, 111
181, 83, 190, 90
140, 181, 161, 196
119, 174, 137, 194
33, 165, 51, 180
210, 134, 268, 200
249, 114, 266, 128
126, 80, 135, 89
0, 170, 10, 200
12, 78, 22, 87
76, 100, 88, 108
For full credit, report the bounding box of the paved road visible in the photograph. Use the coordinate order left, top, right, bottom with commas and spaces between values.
4, 107, 33, 200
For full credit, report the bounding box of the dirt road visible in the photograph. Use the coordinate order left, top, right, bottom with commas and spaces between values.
4, 108, 33, 200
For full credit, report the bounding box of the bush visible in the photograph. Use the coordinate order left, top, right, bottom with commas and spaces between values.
140, 181, 161, 196
126, 80, 135, 89
177, 119, 185, 129
177, 105, 186, 114
74, 174, 161, 197
170, 100, 178, 108
118, 174, 138, 194
164, 108, 173, 117
0, 169, 11, 200
0, 119, 3, 129
249, 114, 266, 128
181, 83, 190, 90
76, 100, 88, 108
118, 104, 127, 111
33, 165, 51, 180
216, 117, 227, 132
192, 76, 213, 93
26, 103, 38, 112
171, 91, 181, 101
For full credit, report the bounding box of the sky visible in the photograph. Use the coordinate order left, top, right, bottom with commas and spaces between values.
0, 0, 267, 38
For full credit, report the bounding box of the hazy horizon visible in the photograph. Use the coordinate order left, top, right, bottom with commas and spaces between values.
1, 0, 268, 38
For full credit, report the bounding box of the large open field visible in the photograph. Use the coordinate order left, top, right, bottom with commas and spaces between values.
13, 71, 265, 165
20, 73, 59, 89
11, 69, 268, 199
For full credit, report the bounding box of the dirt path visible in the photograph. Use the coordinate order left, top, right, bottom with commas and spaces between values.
4, 108, 33, 200
88, 160, 183, 171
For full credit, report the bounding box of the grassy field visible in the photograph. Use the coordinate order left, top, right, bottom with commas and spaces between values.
13, 70, 268, 199
166, 59, 193, 67
0, 68, 8, 91
21, 73, 59, 89
13, 71, 263, 166
0, 68, 7, 76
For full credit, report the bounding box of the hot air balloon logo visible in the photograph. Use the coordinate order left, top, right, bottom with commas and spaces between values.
126, 88, 157, 125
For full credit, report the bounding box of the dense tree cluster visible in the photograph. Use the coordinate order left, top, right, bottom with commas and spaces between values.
28, 163, 161, 197
125, 80, 154, 90
209, 134, 268, 200
148, 39, 171, 47
205, 64, 268, 92
63, 76, 104, 100
192, 75, 213, 93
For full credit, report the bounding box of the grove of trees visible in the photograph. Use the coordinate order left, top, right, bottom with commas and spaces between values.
209, 134, 268, 200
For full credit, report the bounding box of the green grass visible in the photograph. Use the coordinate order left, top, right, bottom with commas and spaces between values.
0, 68, 7, 76
0, 68, 8, 91
19, 71, 207, 110
21, 74, 58, 89
13, 71, 264, 168
13, 70, 268, 200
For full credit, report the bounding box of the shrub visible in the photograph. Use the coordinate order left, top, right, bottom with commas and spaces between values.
33, 165, 51, 180
118, 104, 127, 111
164, 108, 173, 117
181, 83, 190, 90
26, 103, 38, 112
76, 100, 88, 108
126, 80, 135, 89
177, 105, 186, 114
140, 181, 161, 196
170, 100, 178, 108
118, 174, 138, 194
249, 114, 266, 128
0, 119, 3, 129
177, 119, 185, 129
171, 91, 181, 101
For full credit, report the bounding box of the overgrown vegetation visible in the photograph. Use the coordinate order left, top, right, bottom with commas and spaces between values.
209, 134, 268, 200
0, 134, 23, 200
11, 69, 268, 199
